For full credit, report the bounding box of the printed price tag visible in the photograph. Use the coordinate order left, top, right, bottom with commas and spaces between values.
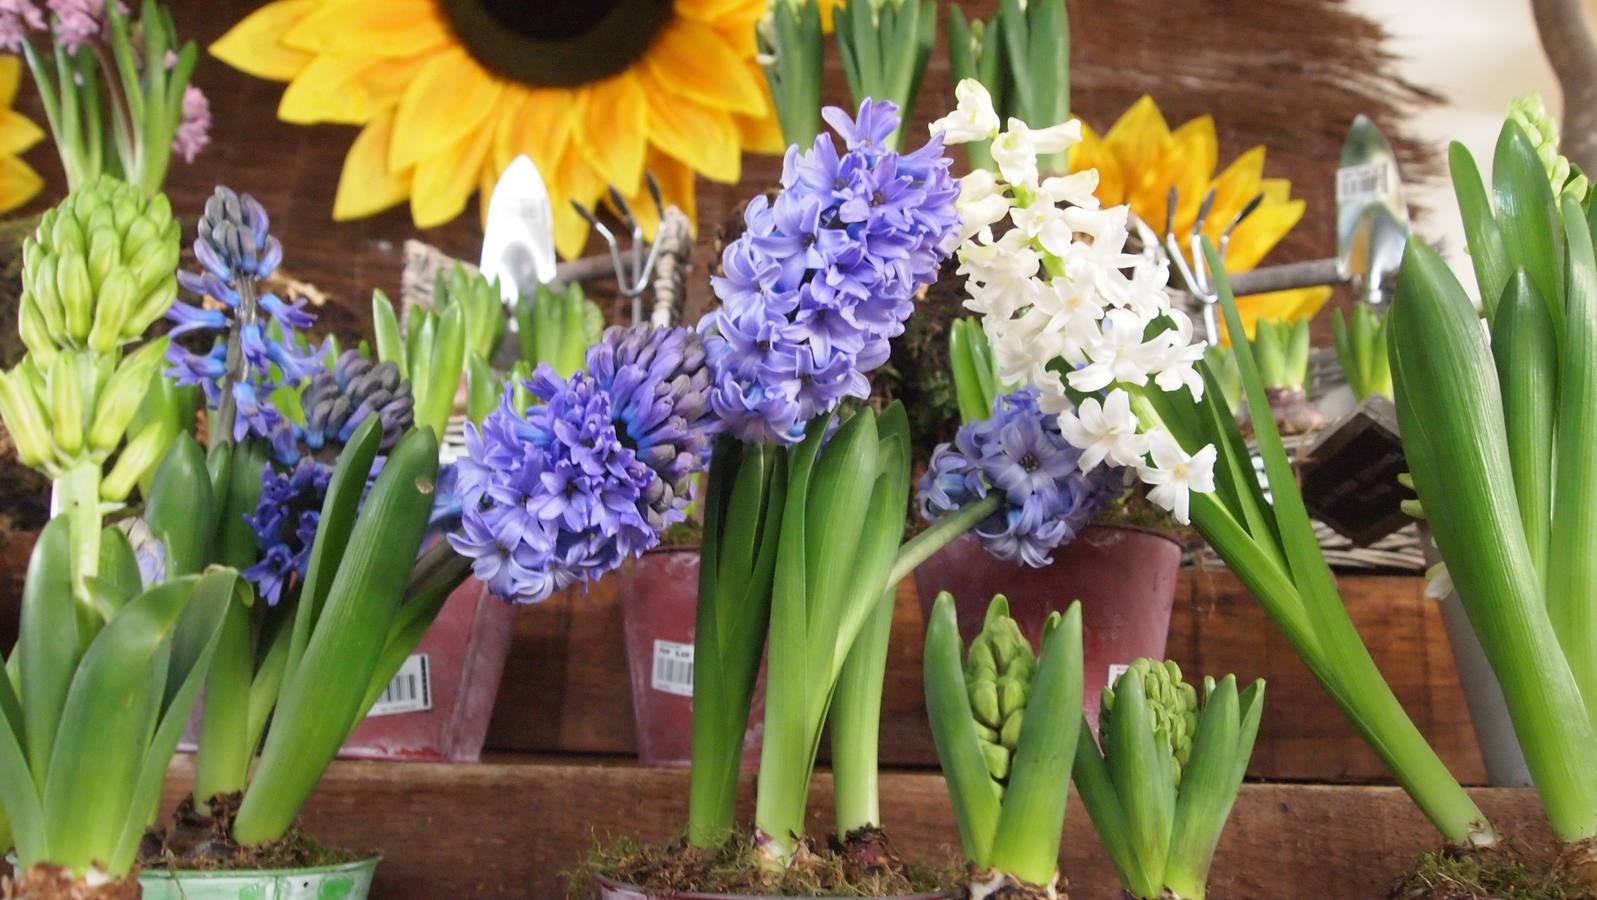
652, 640, 695, 697
1107, 663, 1131, 687
1337, 162, 1391, 203
366, 654, 432, 717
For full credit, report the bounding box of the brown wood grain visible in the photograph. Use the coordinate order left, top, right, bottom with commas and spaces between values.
156, 756, 1549, 899
488, 566, 1488, 786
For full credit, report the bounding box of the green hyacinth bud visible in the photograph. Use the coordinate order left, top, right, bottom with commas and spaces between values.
965, 595, 1036, 790
19, 176, 181, 365
1507, 92, 1590, 201
1101, 658, 1200, 785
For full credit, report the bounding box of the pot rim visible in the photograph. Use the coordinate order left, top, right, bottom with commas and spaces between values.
639, 543, 702, 557
138, 854, 382, 880
1079, 520, 1184, 549
593, 874, 952, 899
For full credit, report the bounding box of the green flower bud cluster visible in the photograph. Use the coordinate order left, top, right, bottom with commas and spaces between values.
1507, 92, 1590, 202
965, 596, 1036, 790
1101, 658, 1199, 785
19, 176, 181, 366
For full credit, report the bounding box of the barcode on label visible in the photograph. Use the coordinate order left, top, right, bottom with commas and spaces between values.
651, 640, 694, 697
1107, 663, 1131, 687
1337, 162, 1390, 203
366, 654, 432, 717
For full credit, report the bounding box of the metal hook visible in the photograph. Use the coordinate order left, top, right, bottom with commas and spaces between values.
566, 172, 672, 324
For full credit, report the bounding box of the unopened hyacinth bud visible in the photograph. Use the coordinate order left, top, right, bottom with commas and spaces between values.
1101, 658, 1200, 784
196, 185, 282, 281
965, 596, 1036, 790
1507, 92, 1589, 200
19, 176, 180, 365
293, 349, 414, 459
435, 263, 506, 361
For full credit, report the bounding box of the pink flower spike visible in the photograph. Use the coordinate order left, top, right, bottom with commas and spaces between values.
173, 84, 210, 163
0, 0, 45, 53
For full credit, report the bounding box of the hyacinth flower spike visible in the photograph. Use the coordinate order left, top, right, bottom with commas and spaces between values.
924, 593, 1083, 900
1074, 660, 1264, 900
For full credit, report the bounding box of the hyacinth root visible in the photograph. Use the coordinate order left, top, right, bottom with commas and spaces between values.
1388, 840, 1566, 899
1, 865, 139, 900
1553, 837, 1597, 897
967, 867, 1065, 900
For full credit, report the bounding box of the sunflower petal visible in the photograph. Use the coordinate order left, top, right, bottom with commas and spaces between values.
553, 148, 608, 260
1070, 124, 1126, 207
334, 110, 411, 220
0, 56, 22, 107
0, 109, 45, 157
0, 155, 42, 215
1226, 287, 1333, 342
1104, 96, 1170, 195
645, 17, 767, 117
1208, 146, 1267, 233
354, 55, 433, 112
642, 73, 740, 183
389, 49, 502, 171
278, 55, 379, 124
734, 109, 787, 156
210, 0, 318, 82
412, 119, 495, 228
632, 150, 697, 240
575, 72, 648, 194
497, 87, 576, 180
282, 0, 448, 57
1226, 196, 1304, 271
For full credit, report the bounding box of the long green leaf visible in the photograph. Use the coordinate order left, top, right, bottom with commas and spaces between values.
923, 592, 1003, 867
1493, 121, 1566, 335
990, 603, 1083, 886
111, 567, 241, 873
1392, 238, 1597, 841
416, 301, 466, 436
233, 426, 438, 845
371, 289, 406, 373
146, 432, 214, 575
43, 575, 199, 872
1491, 271, 1556, 582
19, 518, 79, 789
1546, 197, 1597, 730
1449, 141, 1512, 321
1098, 666, 1174, 891
1073, 719, 1159, 897
1164, 676, 1252, 898
0, 647, 44, 865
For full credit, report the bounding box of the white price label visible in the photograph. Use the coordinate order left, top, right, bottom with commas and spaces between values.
651, 640, 695, 697
1107, 663, 1131, 687
366, 654, 433, 717
1337, 162, 1391, 203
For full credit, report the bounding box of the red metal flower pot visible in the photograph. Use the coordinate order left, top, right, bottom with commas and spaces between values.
912, 524, 1182, 731
618, 546, 763, 768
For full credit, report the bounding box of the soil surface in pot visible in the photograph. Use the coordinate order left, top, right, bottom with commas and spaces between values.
137, 793, 369, 872
1387, 840, 1581, 899
585, 827, 957, 898
2, 864, 139, 899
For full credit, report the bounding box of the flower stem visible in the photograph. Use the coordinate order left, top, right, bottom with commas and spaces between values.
889, 493, 1000, 586
212, 275, 260, 448
830, 589, 894, 834
50, 460, 102, 633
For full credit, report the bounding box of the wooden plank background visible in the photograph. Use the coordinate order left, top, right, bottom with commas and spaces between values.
157, 758, 1550, 899
482, 560, 1487, 785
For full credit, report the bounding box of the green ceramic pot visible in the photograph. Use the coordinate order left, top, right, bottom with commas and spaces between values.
137, 856, 379, 900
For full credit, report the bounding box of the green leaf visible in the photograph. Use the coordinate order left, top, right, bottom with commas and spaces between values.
1073, 718, 1160, 897
43, 575, 200, 872
233, 426, 438, 845
1450, 141, 1512, 321
990, 603, 1083, 886
146, 432, 215, 576
1098, 666, 1175, 891
1494, 120, 1566, 335
1491, 271, 1556, 581
417, 301, 466, 436
19, 518, 79, 789
465, 352, 500, 425
923, 592, 1003, 867
1164, 676, 1261, 898
371, 289, 406, 373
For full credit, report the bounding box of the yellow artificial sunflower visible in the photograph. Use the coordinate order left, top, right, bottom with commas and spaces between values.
212, 0, 783, 259
0, 56, 44, 216
1070, 95, 1331, 341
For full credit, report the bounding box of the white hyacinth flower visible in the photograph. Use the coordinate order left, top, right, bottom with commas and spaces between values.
1057, 389, 1148, 472
930, 78, 1002, 144
1137, 431, 1217, 525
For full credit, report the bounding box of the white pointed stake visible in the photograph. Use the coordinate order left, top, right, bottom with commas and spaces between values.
479, 156, 558, 308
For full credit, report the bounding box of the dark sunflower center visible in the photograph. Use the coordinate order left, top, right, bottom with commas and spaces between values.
440, 0, 674, 88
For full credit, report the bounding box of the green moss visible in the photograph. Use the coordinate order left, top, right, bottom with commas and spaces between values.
1390, 845, 1567, 899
